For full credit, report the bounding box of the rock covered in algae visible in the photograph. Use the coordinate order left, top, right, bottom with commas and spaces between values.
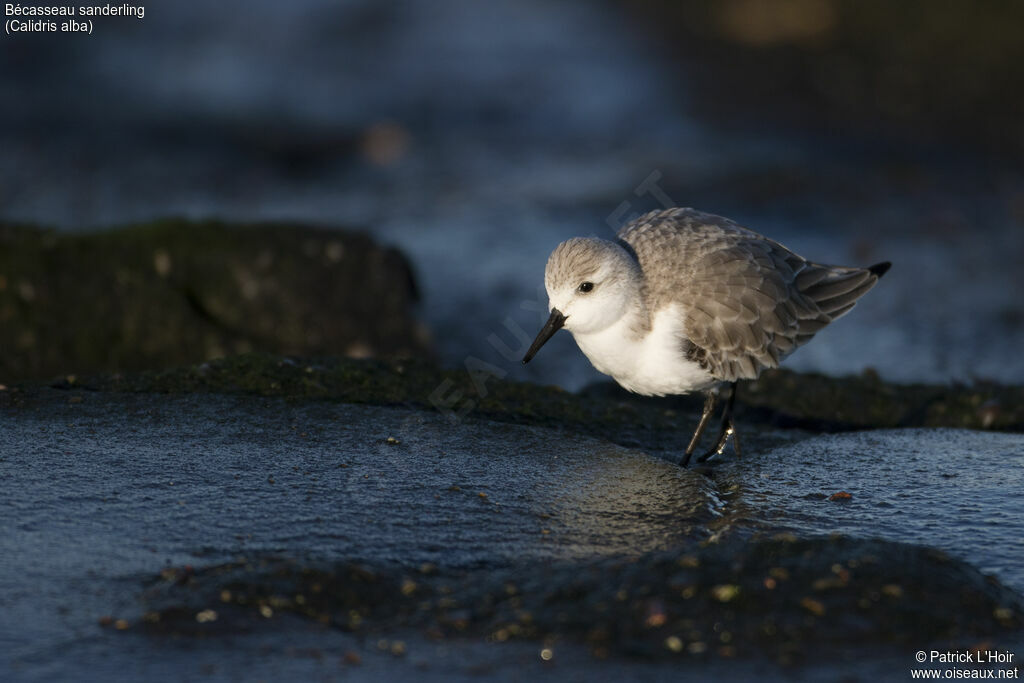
133, 536, 1023, 664
0, 220, 430, 382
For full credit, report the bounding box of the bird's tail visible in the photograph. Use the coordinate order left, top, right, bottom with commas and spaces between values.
796, 260, 891, 320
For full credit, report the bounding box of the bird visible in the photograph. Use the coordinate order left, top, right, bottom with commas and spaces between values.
521, 207, 890, 467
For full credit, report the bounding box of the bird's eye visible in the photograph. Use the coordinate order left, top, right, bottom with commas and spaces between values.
578, 282, 594, 293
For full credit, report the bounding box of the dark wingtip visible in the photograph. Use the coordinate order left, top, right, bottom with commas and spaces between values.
868, 261, 892, 278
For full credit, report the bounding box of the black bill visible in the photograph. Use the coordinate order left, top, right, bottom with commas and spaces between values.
522, 308, 566, 364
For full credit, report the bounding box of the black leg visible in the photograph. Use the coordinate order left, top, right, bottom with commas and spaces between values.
697, 382, 738, 463
680, 390, 716, 467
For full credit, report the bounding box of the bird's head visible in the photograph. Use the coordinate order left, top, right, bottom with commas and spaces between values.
522, 237, 640, 363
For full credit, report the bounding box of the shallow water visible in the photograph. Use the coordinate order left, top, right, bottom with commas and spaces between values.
0, 393, 716, 679
718, 428, 1024, 590
1, 392, 1021, 680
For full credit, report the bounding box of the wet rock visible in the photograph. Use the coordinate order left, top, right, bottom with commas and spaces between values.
0, 220, 430, 382
22, 354, 1020, 444
740, 369, 1024, 432
135, 536, 1023, 664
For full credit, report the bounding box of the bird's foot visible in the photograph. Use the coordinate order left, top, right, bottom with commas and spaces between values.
682, 382, 739, 467
696, 420, 739, 463
679, 390, 717, 468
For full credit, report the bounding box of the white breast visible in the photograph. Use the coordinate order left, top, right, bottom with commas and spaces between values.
571, 304, 717, 396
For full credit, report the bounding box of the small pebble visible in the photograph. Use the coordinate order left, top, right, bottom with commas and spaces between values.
711, 584, 740, 602
195, 609, 218, 623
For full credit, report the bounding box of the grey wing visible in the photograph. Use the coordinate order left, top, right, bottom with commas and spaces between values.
676, 241, 818, 381
682, 243, 887, 381
621, 209, 886, 382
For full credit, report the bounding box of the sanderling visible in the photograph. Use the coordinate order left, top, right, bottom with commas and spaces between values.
522, 207, 890, 466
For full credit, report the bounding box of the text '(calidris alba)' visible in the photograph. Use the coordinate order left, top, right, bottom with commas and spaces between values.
522, 207, 890, 466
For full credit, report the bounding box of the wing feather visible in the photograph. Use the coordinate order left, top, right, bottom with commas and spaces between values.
618, 208, 886, 382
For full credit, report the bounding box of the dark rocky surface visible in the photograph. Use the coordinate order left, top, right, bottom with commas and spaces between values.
17, 352, 1019, 438
0, 221, 429, 382
139, 536, 1020, 663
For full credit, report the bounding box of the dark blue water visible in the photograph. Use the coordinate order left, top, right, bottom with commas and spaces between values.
724, 428, 1024, 589
1, 394, 1021, 680
2, 393, 1024, 679
0, 394, 715, 680
2, 0, 1022, 391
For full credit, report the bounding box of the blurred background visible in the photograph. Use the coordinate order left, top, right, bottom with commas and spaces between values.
2, 0, 1023, 389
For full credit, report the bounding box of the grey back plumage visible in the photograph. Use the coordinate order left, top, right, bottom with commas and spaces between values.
618, 208, 888, 382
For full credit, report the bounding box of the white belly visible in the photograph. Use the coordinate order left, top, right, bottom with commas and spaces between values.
571, 306, 717, 396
